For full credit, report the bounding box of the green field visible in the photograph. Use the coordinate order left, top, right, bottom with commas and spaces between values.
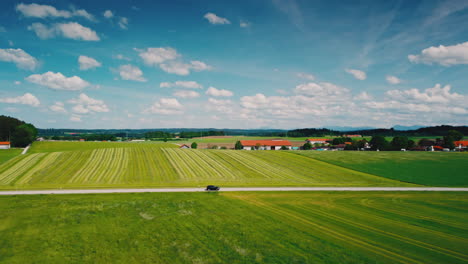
0, 149, 22, 165
0, 192, 466, 263
0, 142, 406, 190
295, 151, 468, 186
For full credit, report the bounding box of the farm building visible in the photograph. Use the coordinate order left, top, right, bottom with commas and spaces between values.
306, 138, 331, 144
0, 142, 11, 149
179, 144, 190, 149
454, 141, 468, 150
240, 140, 292, 150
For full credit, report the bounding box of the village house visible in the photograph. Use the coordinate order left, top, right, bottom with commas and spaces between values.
0, 142, 11, 149
240, 140, 292, 150
306, 138, 331, 145
179, 144, 190, 149
454, 141, 468, 150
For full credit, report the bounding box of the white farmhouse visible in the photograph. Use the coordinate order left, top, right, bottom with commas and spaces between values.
0, 142, 11, 149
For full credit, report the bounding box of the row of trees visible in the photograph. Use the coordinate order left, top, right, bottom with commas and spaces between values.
0, 115, 37, 147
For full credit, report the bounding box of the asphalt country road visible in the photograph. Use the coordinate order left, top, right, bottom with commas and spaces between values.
0, 187, 467, 195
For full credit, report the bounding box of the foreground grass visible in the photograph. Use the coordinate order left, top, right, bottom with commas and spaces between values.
0, 149, 22, 165
0, 192, 466, 263
0, 146, 409, 190
295, 151, 468, 186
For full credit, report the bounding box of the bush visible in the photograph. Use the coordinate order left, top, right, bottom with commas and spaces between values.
280, 145, 288, 150
191, 142, 198, 149
235, 141, 243, 150
303, 142, 312, 150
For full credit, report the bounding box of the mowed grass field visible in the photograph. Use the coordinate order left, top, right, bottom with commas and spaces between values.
0, 149, 22, 164
295, 151, 468, 186
0, 192, 466, 263
0, 142, 406, 190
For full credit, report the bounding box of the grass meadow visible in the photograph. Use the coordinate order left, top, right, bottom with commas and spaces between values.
0, 192, 466, 263
0, 149, 22, 164
0, 142, 406, 190
295, 151, 468, 186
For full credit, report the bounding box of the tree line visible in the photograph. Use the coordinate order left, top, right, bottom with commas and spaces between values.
0, 115, 37, 147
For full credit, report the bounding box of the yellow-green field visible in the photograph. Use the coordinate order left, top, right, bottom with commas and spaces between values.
0, 142, 406, 190
0, 192, 466, 263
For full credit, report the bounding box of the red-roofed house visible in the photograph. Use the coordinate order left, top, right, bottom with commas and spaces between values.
179, 144, 190, 149
455, 141, 468, 150
0, 142, 11, 149
240, 140, 292, 150
306, 138, 331, 144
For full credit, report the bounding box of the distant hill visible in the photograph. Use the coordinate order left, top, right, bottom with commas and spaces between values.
392, 125, 424, 131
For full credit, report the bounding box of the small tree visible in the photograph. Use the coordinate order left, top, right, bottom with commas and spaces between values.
191, 142, 198, 149
303, 142, 312, 150
220, 146, 227, 150
280, 145, 288, 150
448, 130, 463, 141
391, 136, 409, 150
235, 141, 243, 150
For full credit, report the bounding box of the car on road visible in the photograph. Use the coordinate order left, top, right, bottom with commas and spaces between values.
205, 185, 220, 191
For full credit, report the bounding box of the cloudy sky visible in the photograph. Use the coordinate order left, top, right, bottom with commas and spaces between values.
0, 0, 467, 129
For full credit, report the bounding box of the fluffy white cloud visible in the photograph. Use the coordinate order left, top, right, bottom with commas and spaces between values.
204, 13, 231, 25
173, 90, 200, 98
68, 93, 109, 114
345, 68, 367, 80
70, 114, 82, 122
294, 82, 349, 97
49, 102, 67, 113
0, 48, 38, 70
160, 81, 203, 89
240, 21, 250, 28
137, 47, 180, 65
365, 84, 467, 115
118, 64, 146, 82
0, 93, 40, 107
26, 71, 90, 91
296, 72, 315, 80
143, 98, 184, 115
354, 92, 373, 101
103, 10, 113, 18
206, 87, 233, 97
118, 17, 129, 29
386, 75, 402, 85
136, 47, 211, 75
28, 22, 100, 41
78, 55, 101, 70
408, 42, 468, 66
16, 3, 94, 21
206, 98, 234, 114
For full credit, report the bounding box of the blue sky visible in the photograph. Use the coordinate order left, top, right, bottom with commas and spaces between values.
0, 0, 467, 129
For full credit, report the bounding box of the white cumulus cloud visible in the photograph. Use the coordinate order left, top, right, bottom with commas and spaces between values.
173, 90, 200, 98
16, 3, 94, 21
26, 71, 90, 91
206, 87, 233, 97
345, 68, 367, 80
49, 102, 67, 113
28, 22, 100, 41
78, 55, 101, 70
118, 64, 146, 82
386, 75, 402, 85
294, 82, 349, 97
408, 42, 468, 66
296, 72, 315, 80
204, 13, 231, 25
160, 81, 203, 89
240, 21, 250, 28
143, 98, 184, 115
0, 93, 40, 107
136, 47, 211, 75
68, 93, 109, 114
0, 48, 38, 70
70, 114, 82, 122
118, 17, 129, 29
103, 10, 113, 18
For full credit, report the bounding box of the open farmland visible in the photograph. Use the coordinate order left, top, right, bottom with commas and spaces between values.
0, 142, 409, 190
0, 149, 22, 165
0, 192, 466, 263
295, 151, 468, 186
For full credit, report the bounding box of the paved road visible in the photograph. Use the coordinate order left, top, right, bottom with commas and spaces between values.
0, 187, 467, 195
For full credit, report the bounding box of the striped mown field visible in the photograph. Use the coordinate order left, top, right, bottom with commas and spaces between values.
0, 192, 466, 263
0, 142, 410, 189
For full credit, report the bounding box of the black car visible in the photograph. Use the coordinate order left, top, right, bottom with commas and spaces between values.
205, 185, 220, 191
